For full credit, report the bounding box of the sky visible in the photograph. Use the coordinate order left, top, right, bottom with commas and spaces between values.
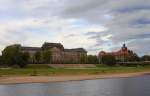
0, 0, 150, 56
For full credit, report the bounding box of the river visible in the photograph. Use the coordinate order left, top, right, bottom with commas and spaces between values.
0, 75, 150, 96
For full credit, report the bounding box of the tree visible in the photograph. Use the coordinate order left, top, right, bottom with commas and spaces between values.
80, 54, 87, 64
35, 52, 41, 64
141, 55, 150, 61
101, 54, 116, 66
20, 52, 30, 67
42, 50, 52, 64
2, 44, 21, 66
87, 55, 99, 64
14, 52, 29, 68
2, 44, 29, 68
0, 55, 3, 65
128, 53, 140, 61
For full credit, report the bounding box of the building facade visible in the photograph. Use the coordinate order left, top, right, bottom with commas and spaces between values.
98, 44, 135, 62
21, 42, 87, 64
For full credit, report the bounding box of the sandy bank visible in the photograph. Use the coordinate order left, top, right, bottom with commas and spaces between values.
0, 71, 150, 85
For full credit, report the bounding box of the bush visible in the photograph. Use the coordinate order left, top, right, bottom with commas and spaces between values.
141, 55, 150, 61
14, 52, 29, 68
101, 54, 116, 66
87, 55, 99, 64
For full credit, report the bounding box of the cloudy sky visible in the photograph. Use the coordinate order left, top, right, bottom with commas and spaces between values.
0, 0, 150, 56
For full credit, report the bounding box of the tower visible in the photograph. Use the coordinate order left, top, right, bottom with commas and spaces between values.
122, 43, 127, 51
121, 43, 128, 62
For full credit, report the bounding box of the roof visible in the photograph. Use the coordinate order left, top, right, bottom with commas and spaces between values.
42, 42, 64, 50
20, 42, 87, 53
64, 48, 87, 53
21, 47, 41, 51
99, 49, 133, 56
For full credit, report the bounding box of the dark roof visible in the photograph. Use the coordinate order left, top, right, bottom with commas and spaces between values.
64, 48, 87, 53
21, 47, 41, 51
42, 42, 64, 50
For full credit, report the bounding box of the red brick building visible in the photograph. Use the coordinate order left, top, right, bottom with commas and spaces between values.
98, 44, 134, 62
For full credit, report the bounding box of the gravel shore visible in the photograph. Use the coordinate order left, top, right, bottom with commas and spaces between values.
0, 71, 150, 84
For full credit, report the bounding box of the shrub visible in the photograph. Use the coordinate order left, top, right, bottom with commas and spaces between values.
141, 55, 150, 61
87, 55, 99, 64
101, 54, 116, 66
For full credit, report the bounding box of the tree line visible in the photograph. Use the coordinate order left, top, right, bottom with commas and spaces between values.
0, 44, 150, 68
100, 54, 150, 66
0, 45, 52, 68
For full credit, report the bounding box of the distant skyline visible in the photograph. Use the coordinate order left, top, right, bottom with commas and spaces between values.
0, 0, 150, 56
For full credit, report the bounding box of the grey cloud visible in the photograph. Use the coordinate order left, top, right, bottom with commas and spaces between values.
64, 34, 77, 37
127, 39, 150, 56
0, 0, 150, 55
61, 0, 150, 55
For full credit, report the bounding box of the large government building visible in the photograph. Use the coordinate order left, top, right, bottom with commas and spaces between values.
21, 42, 87, 64
98, 43, 135, 62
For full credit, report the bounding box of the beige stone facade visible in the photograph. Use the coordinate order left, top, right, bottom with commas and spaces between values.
21, 42, 87, 64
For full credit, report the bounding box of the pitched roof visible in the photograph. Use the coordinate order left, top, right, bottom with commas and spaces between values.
42, 42, 64, 50
64, 48, 87, 53
21, 47, 41, 51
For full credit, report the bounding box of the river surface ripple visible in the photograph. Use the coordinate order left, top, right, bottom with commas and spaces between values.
0, 75, 150, 96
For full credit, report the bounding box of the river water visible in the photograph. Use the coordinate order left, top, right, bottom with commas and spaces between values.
0, 75, 150, 96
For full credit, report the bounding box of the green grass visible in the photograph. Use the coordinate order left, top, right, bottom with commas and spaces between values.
0, 64, 150, 76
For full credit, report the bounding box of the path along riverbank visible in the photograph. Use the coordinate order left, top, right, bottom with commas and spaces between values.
0, 71, 150, 84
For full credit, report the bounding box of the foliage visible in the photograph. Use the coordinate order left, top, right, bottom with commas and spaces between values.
141, 55, 150, 61
2, 45, 29, 68
127, 53, 140, 61
2, 44, 21, 66
19, 52, 30, 67
87, 55, 99, 64
0, 56, 3, 65
101, 54, 116, 66
42, 50, 52, 64
34, 52, 42, 63
80, 54, 87, 64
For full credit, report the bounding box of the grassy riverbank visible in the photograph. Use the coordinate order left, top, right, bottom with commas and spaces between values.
0, 64, 150, 76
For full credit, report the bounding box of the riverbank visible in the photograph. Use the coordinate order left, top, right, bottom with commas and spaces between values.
0, 64, 150, 84
1, 64, 150, 76
0, 71, 150, 84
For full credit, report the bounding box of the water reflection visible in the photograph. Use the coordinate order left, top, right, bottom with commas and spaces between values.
0, 75, 150, 96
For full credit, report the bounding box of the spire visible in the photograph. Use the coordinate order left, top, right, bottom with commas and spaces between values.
122, 43, 127, 51
123, 43, 126, 48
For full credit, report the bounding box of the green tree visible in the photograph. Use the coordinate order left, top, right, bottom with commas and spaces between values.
80, 54, 87, 64
42, 50, 52, 64
14, 52, 29, 68
87, 55, 99, 64
141, 55, 150, 61
2, 44, 29, 68
130, 53, 140, 61
0, 55, 3, 65
2, 44, 21, 66
101, 54, 116, 66
35, 52, 41, 64
21, 52, 30, 67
